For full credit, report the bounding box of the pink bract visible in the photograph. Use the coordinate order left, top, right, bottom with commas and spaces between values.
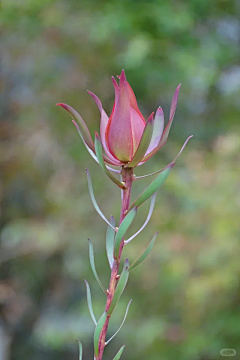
57, 69, 191, 169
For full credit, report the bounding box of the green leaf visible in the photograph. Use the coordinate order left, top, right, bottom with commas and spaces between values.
125, 193, 156, 244
84, 280, 97, 325
105, 299, 132, 345
113, 345, 126, 360
88, 239, 106, 293
128, 232, 158, 271
108, 259, 129, 315
134, 166, 167, 180
135, 135, 193, 180
57, 103, 94, 151
114, 208, 137, 259
76, 340, 83, 360
106, 216, 115, 268
128, 164, 174, 212
94, 311, 107, 357
85, 169, 116, 231
95, 133, 126, 189
73, 120, 120, 173
127, 114, 154, 168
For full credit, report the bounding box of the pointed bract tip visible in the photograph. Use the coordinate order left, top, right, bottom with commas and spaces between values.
147, 112, 155, 123
95, 131, 100, 138
112, 76, 118, 87
156, 106, 163, 113
169, 162, 176, 168
56, 103, 68, 109
87, 90, 98, 101
72, 119, 79, 129
120, 69, 126, 81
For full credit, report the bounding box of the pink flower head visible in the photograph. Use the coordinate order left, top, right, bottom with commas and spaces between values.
106, 70, 146, 162
57, 70, 192, 170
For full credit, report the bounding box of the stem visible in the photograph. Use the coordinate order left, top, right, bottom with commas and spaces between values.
97, 167, 133, 360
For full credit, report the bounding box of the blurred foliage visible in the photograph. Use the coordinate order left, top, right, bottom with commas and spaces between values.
1, 0, 240, 359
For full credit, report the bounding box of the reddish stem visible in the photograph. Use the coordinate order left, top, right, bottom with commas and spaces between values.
96, 167, 133, 360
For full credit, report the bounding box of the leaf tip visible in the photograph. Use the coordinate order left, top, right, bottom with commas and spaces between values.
95, 131, 100, 139
72, 119, 78, 128
169, 162, 175, 169
56, 103, 70, 111
147, 112, 154, 124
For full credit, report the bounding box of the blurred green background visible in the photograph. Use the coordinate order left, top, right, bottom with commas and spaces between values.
1, 0, 240, 359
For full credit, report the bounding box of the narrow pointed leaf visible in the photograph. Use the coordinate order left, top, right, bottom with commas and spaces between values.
135, 135, 193, 180
127, 114, 154, 168
95, 133, 126, 189
105, 300, 132, 345
128, 164, 174, 212
113, 345, 125, 360
129, 232, 158, 271
85, 169, 116, 231
72, 119, 120, 169
72, 119, 99, 164
57, 103, 94, 151
108, 259, 129, 315
134, 166, 167, 180
84, 280, 97, 325
76, 340, 83, 360
106, 216, 115, 268
125, 194, 156, 244
88, 239, 106, 293
114, 208, 137, 259
94, 311, 107, 357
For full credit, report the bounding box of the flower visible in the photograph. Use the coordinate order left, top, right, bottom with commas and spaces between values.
57, 70, 191, 170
